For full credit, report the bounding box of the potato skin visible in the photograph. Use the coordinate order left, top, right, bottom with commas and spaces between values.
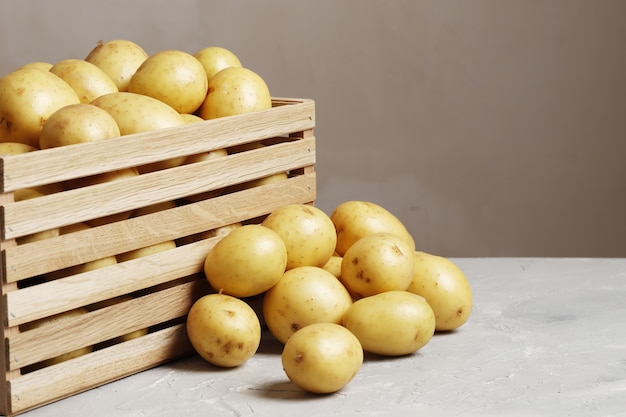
330, 200, 416, 256
204, 224, 287, 298
340, 232, 414, 298
281, 323, 363, 394
50, 58, 118, 103
342, 290, 435, 356
262, 204, 337, 270
186, 293, 261, 368
263, 266, 352, 344
407, 251, 473, 331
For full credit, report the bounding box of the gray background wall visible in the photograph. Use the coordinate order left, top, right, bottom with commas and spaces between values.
1, 0, 625, 257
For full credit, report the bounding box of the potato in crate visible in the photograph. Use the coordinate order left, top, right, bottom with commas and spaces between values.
0, 97, 316, 415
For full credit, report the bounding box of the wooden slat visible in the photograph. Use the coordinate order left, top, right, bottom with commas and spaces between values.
7, 277, 208, 370
0, 98, 315, 192
3, 172, 316, 282
8, 323, 194, 415
2, 137, 315, 240
5, 237, 214, 327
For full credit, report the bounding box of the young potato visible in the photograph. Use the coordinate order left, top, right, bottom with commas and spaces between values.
186, 293, 261, 368
262, 204, 337, 270
330, 200, 415, 256
321, 255, 342, 279
198, 66, 272, 120
263, 266, 353, 344
0, 67, 80, 147
282, 322, 363, 394
342, 290, 435, 356
50, 58, 119, 103
84, 39, 148, 92
407, 251, 473, 331
340, 233, 414, 298
39, 103, 121, 149
194, 46, 242, 81
203, 224, 287, 298
91, 92, 186, 172
128, 49, 208, 114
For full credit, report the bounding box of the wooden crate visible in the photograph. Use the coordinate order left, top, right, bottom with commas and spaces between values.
0, 98, 316, 416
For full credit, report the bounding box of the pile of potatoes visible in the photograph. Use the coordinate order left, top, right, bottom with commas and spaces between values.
187, 200, 473, 394
0, 39, 271, 152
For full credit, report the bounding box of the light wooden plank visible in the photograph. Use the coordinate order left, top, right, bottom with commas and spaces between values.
1, 98, 314, 192
8, 324, 194, 415
5, 237, 215, 327
3, 173, 316, 282
2, 138, 315, 239
7, 277, 209, 370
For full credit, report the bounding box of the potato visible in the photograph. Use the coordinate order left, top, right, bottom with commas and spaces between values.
0, 67, 80, 147
49, 58, 119, 103
21, 308, 93, 368
203, 224, 287, 298
84, 39, 148, 92
18, 61, 53, 71
186, 293, 261, 367
180, 113, 204, 124
194, 46, 242, 81
340, 232, 414, 298
91, 92, 186, 172
282, 322, 363, 394
39, 103, 121, 149
321, 255, 342, 279
407, 251, 473, 331
262, 204, 337, 269
198, 66, 272, 120
331, 200, 416, 256
90, 91, 185, 135
0, 142, 37, 154
128, 49, 208, 114
342, 290, 435, 356
263, 266, 353, 344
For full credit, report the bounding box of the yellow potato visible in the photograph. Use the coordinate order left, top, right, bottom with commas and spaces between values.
262, 266, 352, 344
186, 293, 261, 367
321, 255, 342, 279
331, 200, 416, 256
39, 103, 120, 149
194, 46, 242, 81
407, 251, 473, 331
180, 113, 204, 123
18, 61, 53, 71
198, 66, 272, 120
203, 224, 287, 297
340, 232, 414, 298
91, 92, 186, 172
128, 49, 208, 114
342, 290, 435, 356
0, 67, 80, 147
262, 204, 337, 269
84, 39, 148, 92
90, 91, 185, 135
281, 322, 363, 394
21, 308, 93, 368
49, 58, 119, 103
0, 142, 37, 154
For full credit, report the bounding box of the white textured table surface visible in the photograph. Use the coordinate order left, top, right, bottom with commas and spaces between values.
18, 258, 626, 417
